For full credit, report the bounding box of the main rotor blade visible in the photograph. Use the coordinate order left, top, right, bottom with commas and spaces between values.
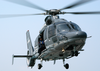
0, 13, 46, 18
63, 11, 100, 14
5, 0, 46, 11
60, 0, 93, 10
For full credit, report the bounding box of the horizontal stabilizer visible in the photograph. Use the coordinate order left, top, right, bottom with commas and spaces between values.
13, 55, 32, 57
12, 55, 33, 65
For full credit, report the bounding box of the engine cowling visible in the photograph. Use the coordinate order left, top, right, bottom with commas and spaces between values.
45, 16, 52, 25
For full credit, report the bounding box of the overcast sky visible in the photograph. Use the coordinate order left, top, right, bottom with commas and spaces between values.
0, 0, 100, 71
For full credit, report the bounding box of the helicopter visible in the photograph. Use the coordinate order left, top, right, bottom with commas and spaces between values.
1, 0, 100, 70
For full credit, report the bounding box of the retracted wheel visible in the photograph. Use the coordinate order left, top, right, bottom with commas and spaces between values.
75, 51, 78, 56
71, 51, 74, 57
38, 64, 42, 69
64, 63, 69, 69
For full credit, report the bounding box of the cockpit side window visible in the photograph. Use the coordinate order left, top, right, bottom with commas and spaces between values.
48, 25, 56, 38
70, 24, 81, 31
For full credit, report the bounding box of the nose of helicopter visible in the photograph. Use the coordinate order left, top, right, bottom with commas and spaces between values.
64, 31, 87, 39
74, 31, 87, 38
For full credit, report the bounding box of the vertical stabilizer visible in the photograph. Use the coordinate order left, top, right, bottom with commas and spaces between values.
12, 30, 35, 67
26, 30, 34, 55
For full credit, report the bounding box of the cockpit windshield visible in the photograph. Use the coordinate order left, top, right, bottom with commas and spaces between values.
57, 24, 70, 32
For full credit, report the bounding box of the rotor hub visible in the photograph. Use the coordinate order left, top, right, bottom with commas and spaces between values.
47, 9, 61, 15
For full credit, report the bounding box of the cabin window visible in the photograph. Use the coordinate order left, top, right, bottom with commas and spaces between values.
57, 24, 70, 32
48, 25, 56, 38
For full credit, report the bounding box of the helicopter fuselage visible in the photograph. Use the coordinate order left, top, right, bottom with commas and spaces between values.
34, 16, 87, 61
